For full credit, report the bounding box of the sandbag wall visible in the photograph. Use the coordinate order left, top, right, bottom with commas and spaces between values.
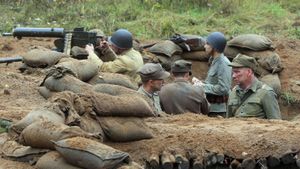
144, 34, 208, 71
224, 34, 283, 95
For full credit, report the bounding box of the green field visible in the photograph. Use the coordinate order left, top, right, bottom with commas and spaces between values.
0, 0, 299, 39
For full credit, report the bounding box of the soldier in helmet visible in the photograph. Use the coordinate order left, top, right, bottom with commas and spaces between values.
85, 29, 143, 84
193, 32, 232, 117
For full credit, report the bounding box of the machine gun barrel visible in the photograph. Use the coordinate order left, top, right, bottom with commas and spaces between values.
2, 27, 65, 39
0, 56, 23, 64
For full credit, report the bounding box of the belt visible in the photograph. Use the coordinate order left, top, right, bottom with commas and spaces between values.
206, 93, 228, 104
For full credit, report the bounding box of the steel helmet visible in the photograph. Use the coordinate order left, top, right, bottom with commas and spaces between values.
108, 29, 133, 49
206, 32, 227, 53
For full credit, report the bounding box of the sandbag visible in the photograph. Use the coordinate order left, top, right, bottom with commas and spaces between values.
156, 54, 182, 71
50, 91, 92, 118
54, 137, 130, 169
19, 120, 91, 149
242, 50, 283, 73
92, 84, 157, 115
22, 49, 68, 68
79, 113, 105, 141
41, 67, 93, 93
9, 108, 65, 134
1, 140, 49, 163
148, 40, 182, 57
181, 51, 209, 61
0, 158, 35, 169
224, 46, 241, 60
88, 72, 138, 90
92, 83, 138, 96
224, 47, 283, 74
98, 117, 153, 142
57, 57, 99, 82
227, 34, 275, 51
87, 92, 155, 117
259, 73, 281, 96
36, 151, 81, 169
170, 34, 206, 51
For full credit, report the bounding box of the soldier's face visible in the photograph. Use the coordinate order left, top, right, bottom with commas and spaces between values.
204, 43, 213, 55
232, 67, 252, 85
150, 79, 164, 92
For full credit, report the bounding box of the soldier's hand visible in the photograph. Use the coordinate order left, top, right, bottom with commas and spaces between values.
100, 40, 109, 49
85, 44, 94, 54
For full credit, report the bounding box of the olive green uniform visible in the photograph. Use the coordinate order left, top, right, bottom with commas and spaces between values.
88, 47, 144, 84
227, 78, 281, 119
159, 79, 209, 115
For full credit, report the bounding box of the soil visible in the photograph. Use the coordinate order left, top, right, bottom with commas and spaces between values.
1, 36, 300, 167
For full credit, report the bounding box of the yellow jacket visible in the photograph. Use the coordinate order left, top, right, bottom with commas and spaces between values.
88, 48, 143, 84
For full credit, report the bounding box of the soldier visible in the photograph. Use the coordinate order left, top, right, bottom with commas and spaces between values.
194, 32, 232, 117
137, 63, 170, 114
227, 54, 281, 119
159, 60, 209, 115
85, 29, 143, 84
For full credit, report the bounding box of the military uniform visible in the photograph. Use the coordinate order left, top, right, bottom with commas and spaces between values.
160, 79, 209, 115
88, 47, 143, 84
227, 78, 281, 119
203, 54, 232, 113
138, 86, 162, 113
227, 54, 281, 119
137, 63, 170, 114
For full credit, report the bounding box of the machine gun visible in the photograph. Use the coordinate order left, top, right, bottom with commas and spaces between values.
2, 27, 104, 55
0, 56, 23, 64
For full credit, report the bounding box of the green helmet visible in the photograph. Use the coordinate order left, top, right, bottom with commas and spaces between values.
108, 29, 133, 49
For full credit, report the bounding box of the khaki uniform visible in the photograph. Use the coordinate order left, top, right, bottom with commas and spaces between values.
159, 79, 209, 115
88, 48, 143, 84
138, 86, 162, 113
227, 78, 281, 119
203, 54, 232, 113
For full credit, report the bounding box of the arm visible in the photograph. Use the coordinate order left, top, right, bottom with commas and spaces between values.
86, 44, 103, 70
203, 64, 232, 95
262, 91, 282, 119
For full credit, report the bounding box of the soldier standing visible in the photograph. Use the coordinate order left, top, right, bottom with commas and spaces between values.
85, 29, 143, 84
227, 54, 281, 119
194, 32, 232, 117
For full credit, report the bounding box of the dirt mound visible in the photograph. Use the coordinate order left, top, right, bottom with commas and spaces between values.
108, 113, 300, 163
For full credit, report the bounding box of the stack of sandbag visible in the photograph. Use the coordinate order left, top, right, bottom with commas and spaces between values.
224, 34, 283, 95
38, 66, 94, 99
146, 40, 183, 70
3, 102, 133, 168
51, 90, 155, 142
171, 34, 209, 62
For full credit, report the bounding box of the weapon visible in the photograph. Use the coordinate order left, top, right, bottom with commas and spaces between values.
2, 27, 104, 55
0, 56, 23, 65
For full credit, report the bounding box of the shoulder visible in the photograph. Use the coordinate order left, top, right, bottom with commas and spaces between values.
256, 82, 277, 98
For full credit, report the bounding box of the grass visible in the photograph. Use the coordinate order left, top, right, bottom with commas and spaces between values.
0, 0, 299, 39
281, 92, 298, 105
